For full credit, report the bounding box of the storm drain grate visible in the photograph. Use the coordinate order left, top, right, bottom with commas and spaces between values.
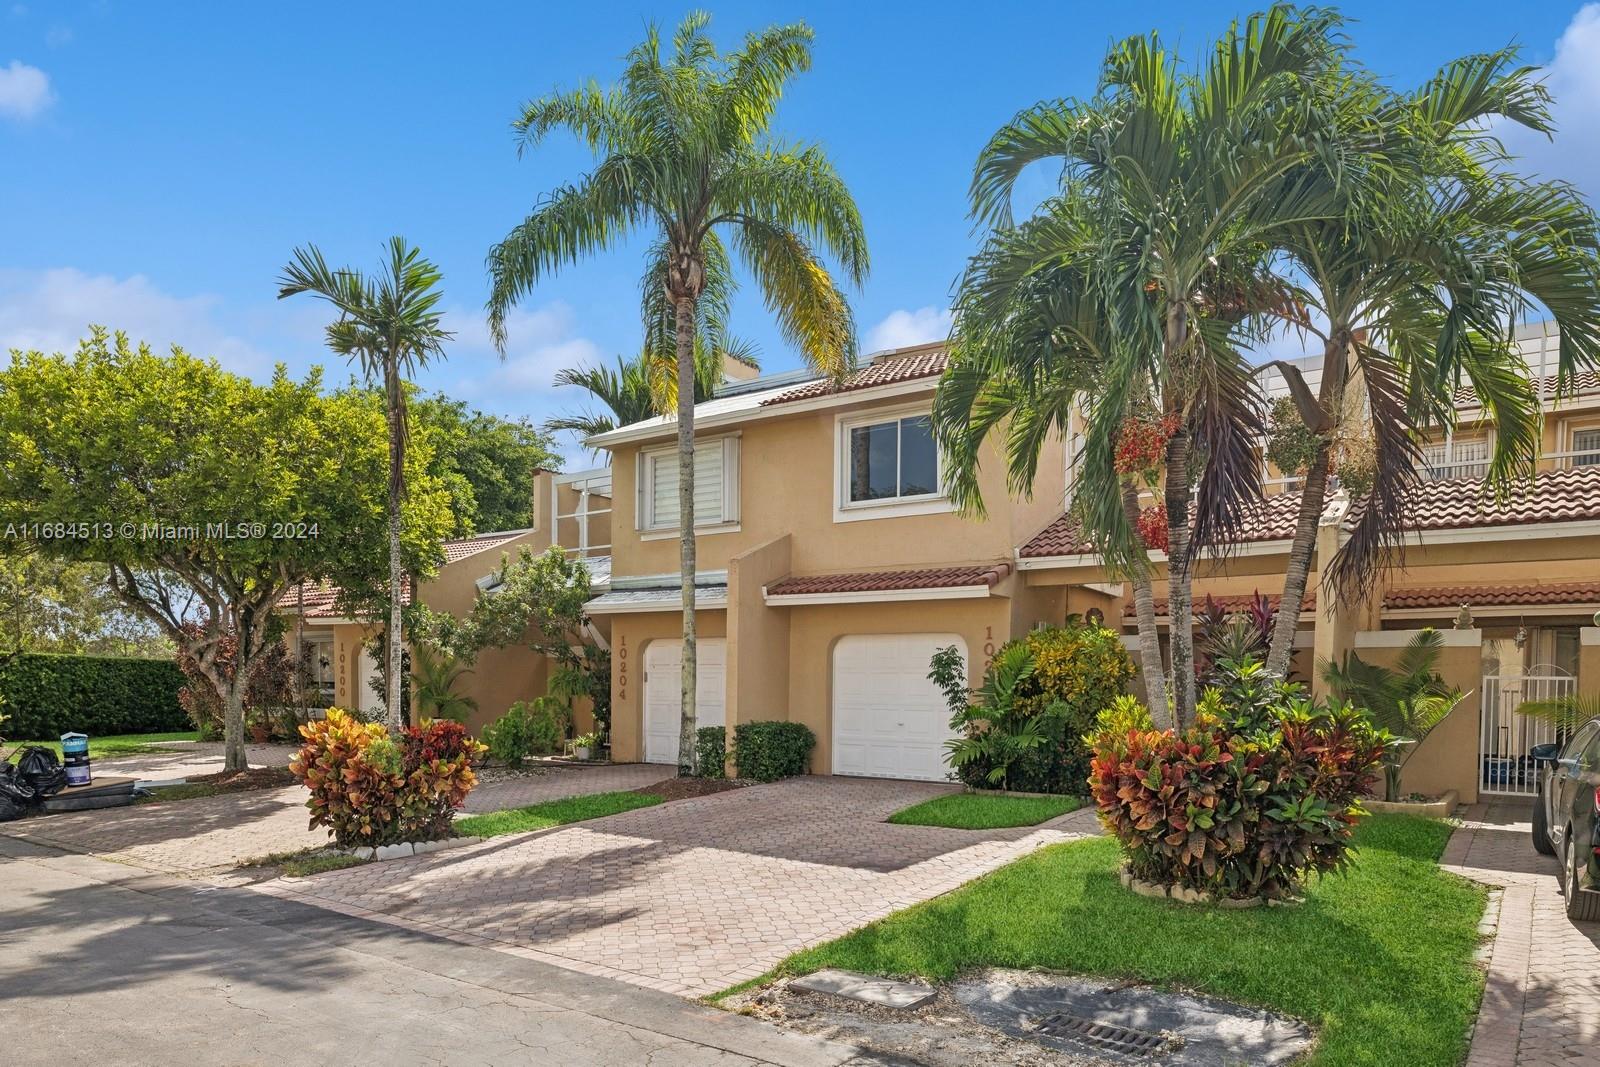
1027, 1012, 1170, 1056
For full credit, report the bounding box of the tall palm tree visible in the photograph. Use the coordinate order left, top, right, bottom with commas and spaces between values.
1259, 51, 1600, 675
951, 4, 1344, 726
278, 238, 451, 733
486, 14, 867, 774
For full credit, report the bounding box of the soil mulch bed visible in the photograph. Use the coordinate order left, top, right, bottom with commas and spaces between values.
636, 777, 748, 802
137, 765, 297, 803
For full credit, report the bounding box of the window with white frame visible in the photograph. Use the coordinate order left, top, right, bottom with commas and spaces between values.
638, 436, 739, 531
837, 410, 944, 510
1420, 432, 1489, 481
1573, 427, 1600, 467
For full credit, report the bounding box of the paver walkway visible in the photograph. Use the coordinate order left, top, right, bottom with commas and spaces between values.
0, 762, 669, 876
259, 776, 1101, 997
1444, 798, 1600, 1066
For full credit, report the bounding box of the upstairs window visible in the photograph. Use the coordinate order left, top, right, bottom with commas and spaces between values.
1573, 428, 1600, 467
638, 436, 740, 531
835, 410, 950, 520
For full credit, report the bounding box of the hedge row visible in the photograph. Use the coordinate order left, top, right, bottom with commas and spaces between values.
0, 653, 187, 739
732, 721, 815, 782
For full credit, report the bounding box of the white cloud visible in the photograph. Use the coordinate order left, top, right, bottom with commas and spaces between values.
0, 59, 53, 120
865, 306, 952, 353
446, 301, 603, 397
0, 268, 270, 373
1491, 4, 1600, 196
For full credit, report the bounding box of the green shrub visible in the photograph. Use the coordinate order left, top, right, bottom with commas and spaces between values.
931, 620, 1133, 795
1087, 659, 1389, 900
733, 721, 814, 782
482, 697, 568, 768
0, 653, 186, 739
695, 726, 726, 779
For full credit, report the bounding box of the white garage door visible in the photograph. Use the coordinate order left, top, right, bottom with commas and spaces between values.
832, 634, 963, 781
643, 638, 727, 765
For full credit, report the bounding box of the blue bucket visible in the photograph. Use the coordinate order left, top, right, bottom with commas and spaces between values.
60, 732, 90, 786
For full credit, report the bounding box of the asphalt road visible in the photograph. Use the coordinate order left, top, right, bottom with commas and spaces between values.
0, 836, 880, 1067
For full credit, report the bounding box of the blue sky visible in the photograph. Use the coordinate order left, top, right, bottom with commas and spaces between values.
1, 1, 1595, 462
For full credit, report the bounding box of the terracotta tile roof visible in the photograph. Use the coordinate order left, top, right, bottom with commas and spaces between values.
1125, 592, 1315, 620
1022, 466, 1600, 561
1019, 492, 1304, 559
1389, 464, 1600, 532
1384, 582, 1600, 611
765, 562, 1010, 597
1455, 368, 1600, 408
759, 345, 948, 407
442, 531, 527, 564
278, 531, 530, 618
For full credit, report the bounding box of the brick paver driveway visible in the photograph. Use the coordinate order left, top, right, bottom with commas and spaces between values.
0, 763, 668, 877
1445, 799, 1600, 1066
261, 776, 1098, 997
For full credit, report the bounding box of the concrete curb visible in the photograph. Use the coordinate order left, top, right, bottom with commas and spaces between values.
345, 836, 484, 862
1366, 789, 1459, 818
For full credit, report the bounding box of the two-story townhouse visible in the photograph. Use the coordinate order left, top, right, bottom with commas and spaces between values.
279, 467, 614, 735
586, 342, 1078, 781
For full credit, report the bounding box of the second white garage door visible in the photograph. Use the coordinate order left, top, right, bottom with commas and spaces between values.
832, 633, 964, 781
643, 638, 726, 765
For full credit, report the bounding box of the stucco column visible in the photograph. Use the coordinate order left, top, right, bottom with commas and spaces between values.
1581, 627, 1600, 694
1310, 516, 1365, 701
725, 535, 793, 772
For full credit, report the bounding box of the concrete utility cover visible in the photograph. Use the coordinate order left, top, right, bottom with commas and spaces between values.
955, 972, 1313, 1066
789, 969, 938, 1009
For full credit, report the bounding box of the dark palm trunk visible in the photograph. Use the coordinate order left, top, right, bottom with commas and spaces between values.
1121, 481, 1169, 722
1264, 332, 1349, 677
674, 293, 699, 777
385, 358, 405, 734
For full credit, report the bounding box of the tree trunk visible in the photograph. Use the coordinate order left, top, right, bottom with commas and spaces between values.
674, 293, 699, 778
1162, 305, 1196, 728
1121, 481, 1169, 723
385, 359, 406, 735
1264, 331, 1349, 678
221, 672, 248, 773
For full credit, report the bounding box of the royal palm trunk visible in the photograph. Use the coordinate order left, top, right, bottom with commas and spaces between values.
1162, 304, 1197, 727
385, 359, 405, 734
1122, 481, 1170, 722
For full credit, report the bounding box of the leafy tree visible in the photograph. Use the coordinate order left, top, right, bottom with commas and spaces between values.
412, 393, 560, 534
486, 14, 867, 773
1259, 50, 1600, 675
0, 554, 171, 657
0, 329, 452, 770
944, 4, 1343, 726
279, 238, 453, 734
1322, 628, 1465, 801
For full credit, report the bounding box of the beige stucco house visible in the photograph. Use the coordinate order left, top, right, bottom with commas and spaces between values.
279, 467, 614, 736
588, 322, 1600, 802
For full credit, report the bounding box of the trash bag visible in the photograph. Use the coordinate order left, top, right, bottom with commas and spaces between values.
0, 763, 35, 821
16, 746, 68, 798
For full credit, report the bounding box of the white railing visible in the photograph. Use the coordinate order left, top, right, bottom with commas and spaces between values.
553, 468, 612, 558
1422, 450, 1600, 483
1480, 668, 1577, 796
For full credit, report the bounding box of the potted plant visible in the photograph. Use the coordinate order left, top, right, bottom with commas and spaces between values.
247, 709, 273, 745
571, 732, 600, 761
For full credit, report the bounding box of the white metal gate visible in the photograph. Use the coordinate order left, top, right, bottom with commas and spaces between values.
1479, 667, 1577, 796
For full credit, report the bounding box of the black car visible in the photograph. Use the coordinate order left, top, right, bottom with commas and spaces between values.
1532, 720, 1600, 921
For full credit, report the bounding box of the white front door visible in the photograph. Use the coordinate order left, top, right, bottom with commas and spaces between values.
832, 633, 963, 781
643, 638, 727, 765
356, 646, 384, 716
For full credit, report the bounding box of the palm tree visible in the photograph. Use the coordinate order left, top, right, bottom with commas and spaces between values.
410, 643, 478, 724
545, 334, 758, 445
278, 238, 452, 733
949, 4, 1344, 726
1259, 52, 1600, 675
1322, 628, 1466, 801
486, 14, 867, 774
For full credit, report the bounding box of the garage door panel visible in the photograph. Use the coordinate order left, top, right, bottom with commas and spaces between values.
644, 638, 726, 765
832, 634, 963, 782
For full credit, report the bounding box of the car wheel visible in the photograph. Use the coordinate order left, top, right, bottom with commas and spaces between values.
1533, 794, 1556, 856
1564, 831, 1600, 922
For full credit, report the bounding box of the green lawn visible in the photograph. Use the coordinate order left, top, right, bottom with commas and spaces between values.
454, 790, 663, 838
737, 815, 1484, 1067
6, 731, 199, 762
887, 792, 1082, 829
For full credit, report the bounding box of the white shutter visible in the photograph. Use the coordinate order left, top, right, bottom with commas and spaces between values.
645, 439, 731, 528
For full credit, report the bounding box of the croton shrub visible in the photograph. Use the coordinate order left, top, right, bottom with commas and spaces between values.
291, 709, 485, 848
1087, 660, 1389, 900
